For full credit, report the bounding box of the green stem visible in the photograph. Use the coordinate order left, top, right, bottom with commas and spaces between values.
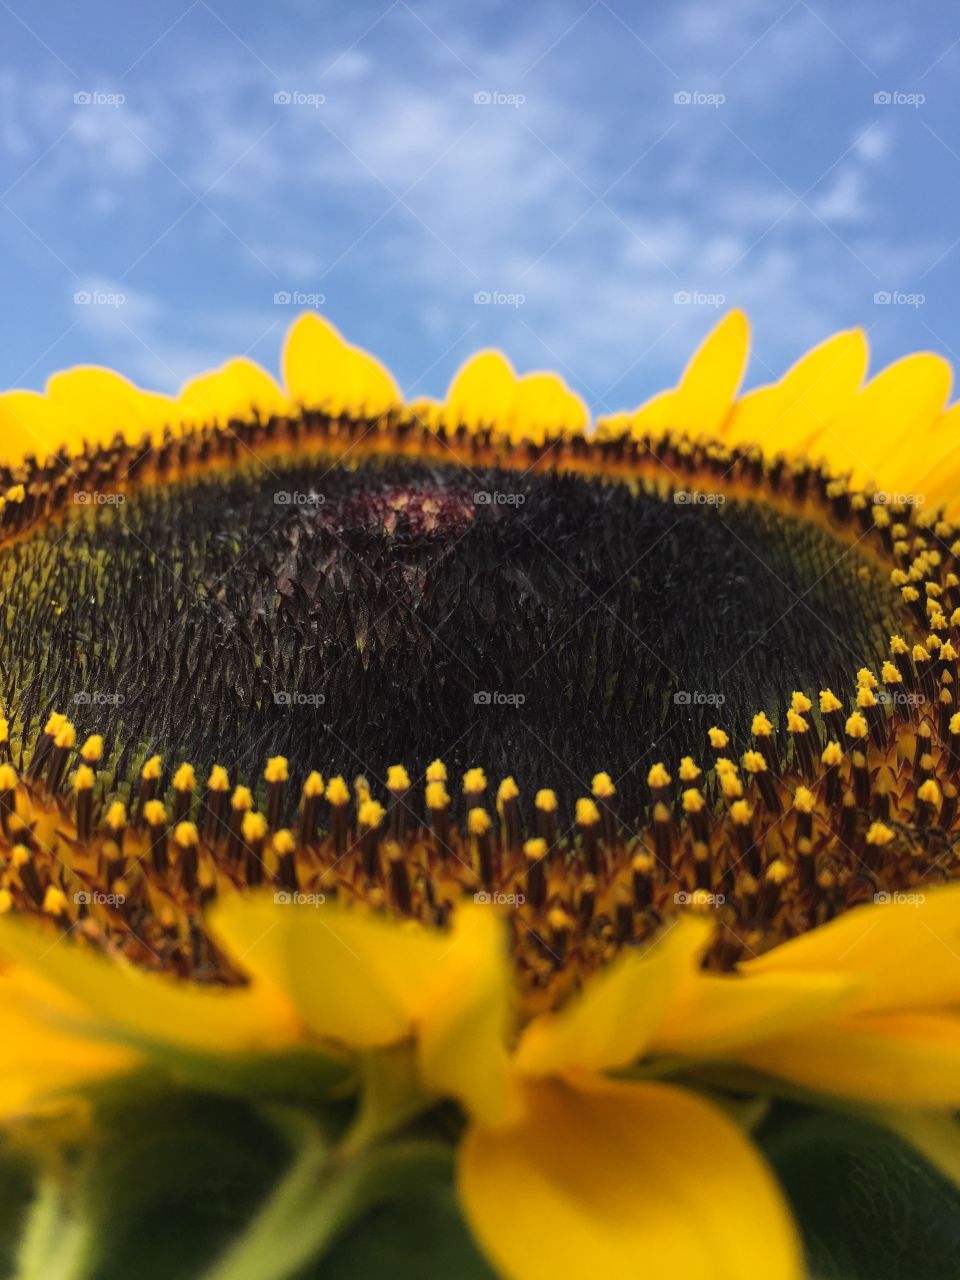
201, 1133, 454, 1280
13, 1176, 95, 1280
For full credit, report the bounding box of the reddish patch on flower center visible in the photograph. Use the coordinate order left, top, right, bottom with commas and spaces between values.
332, 486, 476, 538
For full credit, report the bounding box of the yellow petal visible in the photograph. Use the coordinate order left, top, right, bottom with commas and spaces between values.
649, 968, 858, 1058
459, 1077, 800, 1280
0, 390, 67, 465
740, 883, 960, 1016
511, 371, 587, 444
444, 350, 517, 431
0, 968, 136, 1118
416, 903, 521, 1126
515, 914, 712, 1077
209, 894, 452, 1050
919, 400, 960, 516
0, 915, 294, 1058
46, 368, 174, 450
739, 1011, 960, 1106
177, 357, 287, 427
825, 351, 951, 486
636, 310, 749, 437
727, 329, 867, 455
282, 312, 400, 417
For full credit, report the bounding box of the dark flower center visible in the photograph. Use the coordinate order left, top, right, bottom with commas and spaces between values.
0, 450, 902, 820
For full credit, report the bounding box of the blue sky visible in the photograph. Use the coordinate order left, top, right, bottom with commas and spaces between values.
1, 0, 958, 416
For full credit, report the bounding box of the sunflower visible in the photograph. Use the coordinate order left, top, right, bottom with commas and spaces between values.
0, 310, 958, 1278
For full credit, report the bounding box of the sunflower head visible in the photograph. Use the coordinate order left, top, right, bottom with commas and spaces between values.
0, 309, 956, 1010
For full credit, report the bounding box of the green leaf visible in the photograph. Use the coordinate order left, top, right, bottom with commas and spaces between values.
320, 1183, 496, 1280
80, 1091, 294, 1280
759, 1105, 960, 1280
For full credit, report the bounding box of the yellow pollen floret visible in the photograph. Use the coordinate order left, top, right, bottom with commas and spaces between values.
54, 723, 76, 750
721, 773, 744, 800
231, 786, 254, 813
264, 756, 289, 784
425, 759, 447, 784
845, 713, 868, 740
174, 821, 199, 848
751, 711, 774, 737
80, 734, 104, 763
326, 776, 350, 806
707, 727, 729, 749
881, 662, 902, 685
786, 710, 809, 734
856, 668, 878, 689
794, 786, 815, 814
272, 829, 296, 856
0, 764, 18, 791
74, 765, 95, 792
386, 765, 411, 792
591, 771, 616, 798
730, 799, 753, 825
715, 758, 738, 777
468, 808, 492, 836
918, 779, 942, 807
143, 800, 166, 826
678, 756, 701, 782
241, 812, 268, 843
742, 750, 767, 774
819, 690, 842, 714
681, 788, 705, 814
463, 768, 487, 794
856, 687, 877, 709
173, 763, 196, 792
790, 691, 812, 714
42, 886, 68, 916
358, 800, 385, 829
575, 797, 600, 825
207, 765, 230, 792
535, 789, 558, 812
866, 821, 895, 846
141, 754, 163, 781
497, 776, 520, 805
647, 762, 672, 788
890, 635, 909, 655
425, 781, 449, 809
524, 838, 547, 862
106, 801, 126, 830
821, 741, 843, 766
303, 770, 325, 798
